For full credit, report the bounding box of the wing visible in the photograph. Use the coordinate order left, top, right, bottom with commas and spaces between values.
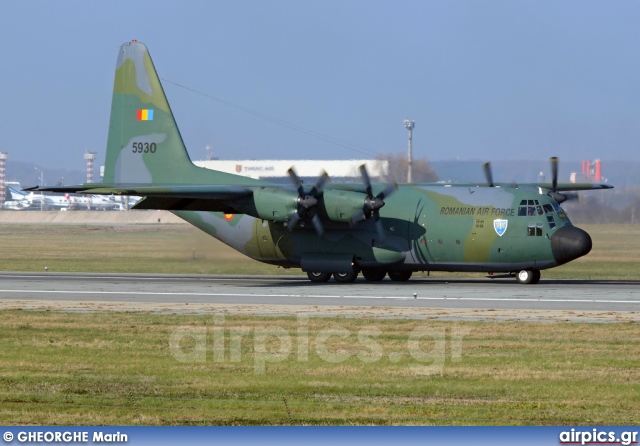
533, 183, 613, 192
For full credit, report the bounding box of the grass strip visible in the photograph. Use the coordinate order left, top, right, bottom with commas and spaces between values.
0, 311, 637, 425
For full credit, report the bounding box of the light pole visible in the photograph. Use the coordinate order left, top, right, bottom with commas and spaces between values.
34, 167, 44, 211
404, 120, 415, 183
0, 152, 7, 206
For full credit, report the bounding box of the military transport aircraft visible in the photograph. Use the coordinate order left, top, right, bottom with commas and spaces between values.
28, 41, 613, 284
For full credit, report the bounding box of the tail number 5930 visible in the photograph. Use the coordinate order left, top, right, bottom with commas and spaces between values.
132, 142, 157, 154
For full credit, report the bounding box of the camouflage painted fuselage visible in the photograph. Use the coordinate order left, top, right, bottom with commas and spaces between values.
175, 183, 573, 273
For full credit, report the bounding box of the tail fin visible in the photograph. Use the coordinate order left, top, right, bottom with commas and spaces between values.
104, 41, 247, 186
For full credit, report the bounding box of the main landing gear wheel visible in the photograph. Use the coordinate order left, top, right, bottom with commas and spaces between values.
362, 269, 387, 282
333, 271, 359, 283
515, 269, 541, 285
307, 271, 331, 283
388, 270, 412, 282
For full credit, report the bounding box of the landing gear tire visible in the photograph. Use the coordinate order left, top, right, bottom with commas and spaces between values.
307, 271, 331, 283
388, 270, 412, 282
333, 271, 358, 283
515, 269, 541, 284
362, 269, 386, 282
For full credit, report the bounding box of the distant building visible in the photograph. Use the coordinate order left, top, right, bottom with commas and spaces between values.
193, 159, 388, 182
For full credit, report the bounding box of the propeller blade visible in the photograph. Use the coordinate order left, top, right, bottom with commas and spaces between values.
287, 212, 301, 231
483, 162, 494, 187
350, 209, 366, 226
550, 157, 558, 192
310, 213, 325, 237
287, 167, 304, 196
359, 164, 373, 198
309, 170, 330, 197
377, 182, 398, 200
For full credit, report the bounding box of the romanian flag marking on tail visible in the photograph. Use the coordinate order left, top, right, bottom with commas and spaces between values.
136, 109, 154, 121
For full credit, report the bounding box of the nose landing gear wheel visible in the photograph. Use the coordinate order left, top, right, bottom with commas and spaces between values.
515, 269, 541, 284
307, 271, 331, 283
333, 271, 359, 283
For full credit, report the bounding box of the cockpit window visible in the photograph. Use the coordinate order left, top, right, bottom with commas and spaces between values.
518, 203, 527, 216
519, 199, 546, 217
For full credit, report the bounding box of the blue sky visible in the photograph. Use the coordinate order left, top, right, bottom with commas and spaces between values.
1, 1, 639, 171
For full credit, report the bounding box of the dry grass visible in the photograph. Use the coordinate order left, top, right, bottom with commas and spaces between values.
0, 311, 638, 425
0, 224, 300, 275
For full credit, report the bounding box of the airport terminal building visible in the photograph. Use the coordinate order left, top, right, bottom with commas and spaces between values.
192, 159, 388, 183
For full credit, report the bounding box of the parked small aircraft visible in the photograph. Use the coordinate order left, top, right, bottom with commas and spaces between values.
28, 191, 120, 211
29, 41, 612, 284
4, 183, 32, 210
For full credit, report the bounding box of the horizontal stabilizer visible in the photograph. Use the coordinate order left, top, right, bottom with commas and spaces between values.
23, 183, 255, 212
23, 184, 254, 200
22, 185, 100, 193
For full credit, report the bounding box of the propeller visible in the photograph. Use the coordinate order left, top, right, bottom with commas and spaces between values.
350, 164, 397, 238
286, 168, 329, 236
547, 157, 577, 204
550, 156, 558, 193
483, 162, 520, 188
483, 162, 495, 187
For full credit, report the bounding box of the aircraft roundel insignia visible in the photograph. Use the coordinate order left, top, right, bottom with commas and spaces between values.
493, 219, 508, 236
224, 213, 234, 221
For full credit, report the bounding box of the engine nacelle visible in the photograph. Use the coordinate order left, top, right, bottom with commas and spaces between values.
549, 191, 578, 204
251, 187, 298, 222
321, 189, 367, 223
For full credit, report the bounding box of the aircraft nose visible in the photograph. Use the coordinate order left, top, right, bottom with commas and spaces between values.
551, 225, 592, 265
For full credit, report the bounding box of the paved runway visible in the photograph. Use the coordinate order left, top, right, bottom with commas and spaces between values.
0, 272, 639, 321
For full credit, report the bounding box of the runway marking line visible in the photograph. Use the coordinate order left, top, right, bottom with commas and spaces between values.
0, 289, 639, 305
